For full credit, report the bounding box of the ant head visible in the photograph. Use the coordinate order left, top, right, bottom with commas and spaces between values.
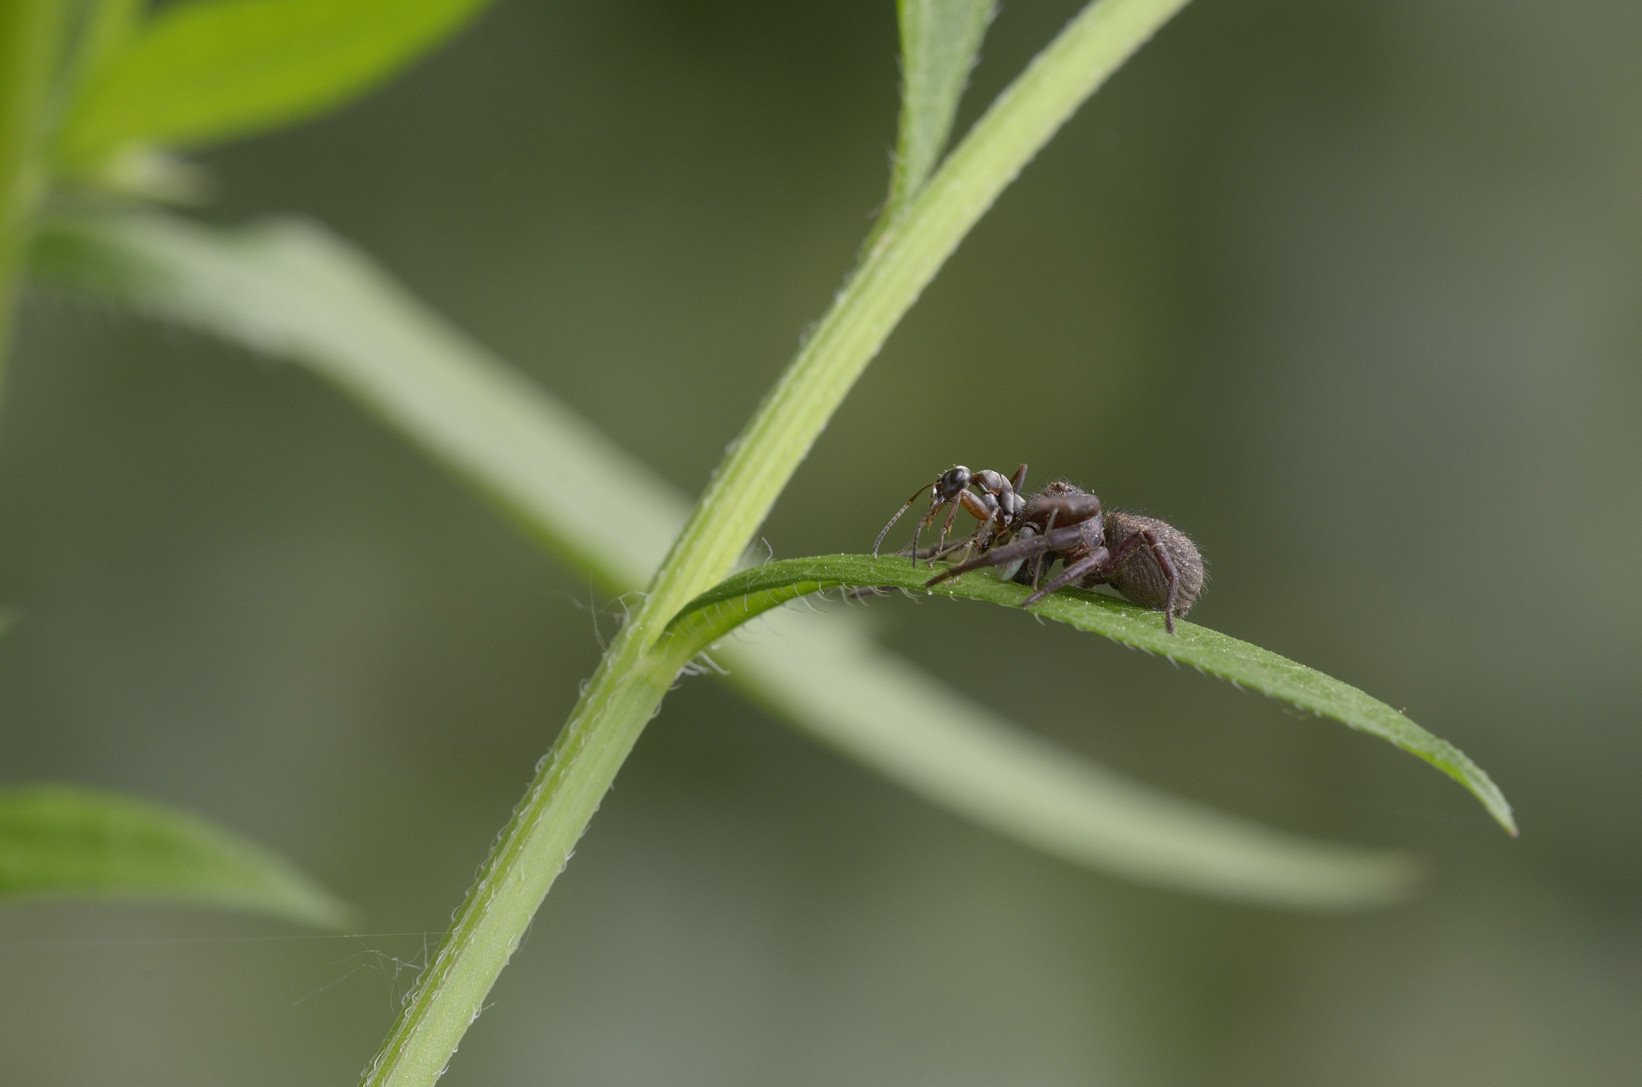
935, 465, 972, 499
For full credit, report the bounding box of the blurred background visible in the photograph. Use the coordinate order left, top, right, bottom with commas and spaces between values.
3, 0, 1640, 1082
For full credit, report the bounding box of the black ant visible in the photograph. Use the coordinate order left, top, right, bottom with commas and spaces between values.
924, 480, 1205, 634
872, 463, 1029, 566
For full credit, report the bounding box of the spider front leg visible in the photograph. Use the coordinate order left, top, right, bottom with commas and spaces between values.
1019, 545, 1111, 608
924, 519, 1085, 588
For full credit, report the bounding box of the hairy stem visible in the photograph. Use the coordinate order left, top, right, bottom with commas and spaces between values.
362, 1, 1191, 1083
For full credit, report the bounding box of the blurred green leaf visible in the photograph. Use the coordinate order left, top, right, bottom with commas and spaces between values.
0, 784, 351, 926
0, 0, 70, 363
73, 0, 146, 78
720, 608, 1419, 908
56, 0, 496, 170
29, 209, 686, 591
670, 554, 1517, 836
28, 209, 1426, 908
887, 0, 997, 213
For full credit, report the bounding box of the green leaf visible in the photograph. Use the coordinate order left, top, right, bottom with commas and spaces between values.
28, 209, 687, 592
668, 554, 1517, 836
887, 0, 997, 213
26, 208, 1423, 907
721, 610, 1419, 907
73, 0, 147, 78
0, 784, 351, 926
55, 0, 497, 170
0, 0, 71, 372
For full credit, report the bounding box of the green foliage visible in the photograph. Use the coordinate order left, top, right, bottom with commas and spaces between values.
56, 0, 497, 170
367, 5, 1210, 1082
0, 0, 1525, 1082
0, 0, 70, 368
0, 784, 351, 926
29, 209, 688, 593
670, 555, 1516, 835
886, 0, 997, 214
32, 207, 1420, 909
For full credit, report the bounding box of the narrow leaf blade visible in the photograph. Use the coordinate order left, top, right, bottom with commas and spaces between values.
0, 784, 351, 926
28, 209, 686, 593
669, 554, 1517, 836
28, 210, 1430, 906
57, 0, 496, 169
724, 609, 1419, 907
888, 0, 997, 211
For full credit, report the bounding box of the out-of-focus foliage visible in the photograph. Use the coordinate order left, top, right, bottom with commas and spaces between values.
2, 1, 1638, 1084
886, 0, 996, 214
34, 206, 1421, 909
0, 0, 502, 928
0, 784, 351, 926
57, 0, 497, 170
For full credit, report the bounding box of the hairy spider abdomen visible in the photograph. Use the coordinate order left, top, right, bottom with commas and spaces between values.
1098, 510, 1205, 618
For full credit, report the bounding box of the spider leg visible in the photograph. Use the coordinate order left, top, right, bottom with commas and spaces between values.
993, 524, 1037, 582
924, 521, 1083, 588
1031, 506, 1066, 591
1019, 547, 1054, 587
1105, 527, 1183, 633
1136, 528, 1181, 632
1094, 530, 1143, 576
1021, 546, 1110, 607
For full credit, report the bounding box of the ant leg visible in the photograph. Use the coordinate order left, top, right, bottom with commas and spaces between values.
907, 495, 956, 567
923, 487, 987, 568
958, 489, 997, 524
921, 530, 984, 563
951, 490, 1001, 557
1010, 463, 1029, 493
1021, 547, 1110, 607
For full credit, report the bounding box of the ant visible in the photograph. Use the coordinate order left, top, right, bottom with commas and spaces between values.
924, 480, 1205, 634
872, 463, 1029, 566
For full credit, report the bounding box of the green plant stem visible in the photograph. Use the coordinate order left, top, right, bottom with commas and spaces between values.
0, 0, 67, 383
647, 0, 1189, 625
362, 1, 1191, 1083
31, 207, 1438, 911
362, 625, 697, 1087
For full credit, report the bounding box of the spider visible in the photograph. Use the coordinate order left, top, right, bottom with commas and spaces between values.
872, 463, 1029, 566
924, 480, 1205, 633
